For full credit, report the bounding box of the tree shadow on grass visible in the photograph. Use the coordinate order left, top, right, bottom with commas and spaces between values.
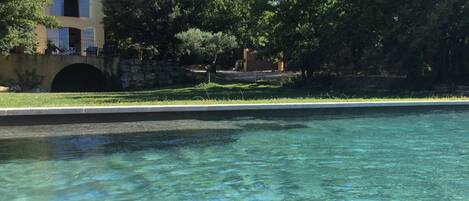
62, 81, 467, 105
63, 83, 302, 104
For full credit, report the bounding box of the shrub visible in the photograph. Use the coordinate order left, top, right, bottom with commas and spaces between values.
15, 68, 44, 91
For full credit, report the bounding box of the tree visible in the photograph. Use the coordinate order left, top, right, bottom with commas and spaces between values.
102, 0, 184, 59
103, 0, 269, 60
261, 1, 328, 78
100, 0, 469, 87
261, 0, 469, 87
0, 0, 57, 55
180, 0, 271, 49
176, 28, 238, 81
376, 0, 469, 85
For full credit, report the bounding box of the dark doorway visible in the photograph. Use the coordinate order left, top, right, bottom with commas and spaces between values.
64, 0, 79, 17
68, 28, 82, 55
51, 64, 106, 92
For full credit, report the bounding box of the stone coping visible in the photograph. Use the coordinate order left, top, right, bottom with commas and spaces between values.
1, 101, 469, 117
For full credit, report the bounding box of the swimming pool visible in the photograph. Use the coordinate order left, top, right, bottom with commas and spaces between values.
1, 107, 469, 200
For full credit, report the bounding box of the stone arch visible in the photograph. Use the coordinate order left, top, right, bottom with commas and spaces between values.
51, 63, 106, 92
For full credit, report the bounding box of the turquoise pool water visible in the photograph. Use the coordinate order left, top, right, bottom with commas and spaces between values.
1, 108, 469, 200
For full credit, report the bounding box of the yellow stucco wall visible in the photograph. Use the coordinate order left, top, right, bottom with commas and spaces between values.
36, 0, 105, 55
0, 1, 110, 91
0, 54, 114, 91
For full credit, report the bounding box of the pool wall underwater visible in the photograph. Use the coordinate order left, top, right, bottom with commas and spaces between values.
2, 102, 469, 200
2, 101, 469, 117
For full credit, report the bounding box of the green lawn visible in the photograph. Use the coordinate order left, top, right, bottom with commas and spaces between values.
0, 82, 468, 108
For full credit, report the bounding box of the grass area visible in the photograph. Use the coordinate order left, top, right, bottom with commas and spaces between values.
0, 82, 468, 108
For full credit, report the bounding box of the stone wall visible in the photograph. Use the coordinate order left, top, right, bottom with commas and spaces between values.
119, 59, 192, 89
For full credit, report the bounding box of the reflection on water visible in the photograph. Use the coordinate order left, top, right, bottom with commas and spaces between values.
0, 129, 238, 162
0, 122, 308, 162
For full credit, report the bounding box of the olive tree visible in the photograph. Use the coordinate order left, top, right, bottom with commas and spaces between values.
176, 28, 238, 81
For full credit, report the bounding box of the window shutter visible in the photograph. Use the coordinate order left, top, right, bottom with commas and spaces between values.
50, 0, 64, 16
47, 29, 60, 47
83, 28, 95, 50
79, 0, 90, 17
58, 28, 70, 50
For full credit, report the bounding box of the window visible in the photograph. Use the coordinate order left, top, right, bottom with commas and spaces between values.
64, 0, 79, 17
50, 0, 89, 17
47, 28, 70, 50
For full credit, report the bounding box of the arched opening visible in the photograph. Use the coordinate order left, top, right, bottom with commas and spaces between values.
51, 64, 106, 92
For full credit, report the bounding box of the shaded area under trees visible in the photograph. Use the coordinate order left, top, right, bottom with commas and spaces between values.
103, 0, 469, 88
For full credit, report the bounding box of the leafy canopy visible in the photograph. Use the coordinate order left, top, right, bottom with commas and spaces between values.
261, 0, 469, 86
103, 0, 268, 59
176, 28, 238, 65
0, 0, 57, 55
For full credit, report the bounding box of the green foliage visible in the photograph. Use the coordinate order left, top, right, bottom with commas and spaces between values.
181, 0, 272, 48
0, 0, 57, 55
176, 28, 238, 65
102, 0, 182, 59
87, 0, 469, 87
103, 0, 268, 59
261, 0, 469, 87
15, 68, 44, 90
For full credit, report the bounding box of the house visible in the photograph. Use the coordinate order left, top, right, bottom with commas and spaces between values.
0, 0, 110, 92
242, 49, 285, 72
36, 0, 105, 56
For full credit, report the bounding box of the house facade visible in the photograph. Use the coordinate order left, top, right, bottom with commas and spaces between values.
36, 0, 105, 56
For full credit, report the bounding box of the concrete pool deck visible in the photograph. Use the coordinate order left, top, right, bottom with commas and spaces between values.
1, 101, 469, 139
2, 100, 469, 117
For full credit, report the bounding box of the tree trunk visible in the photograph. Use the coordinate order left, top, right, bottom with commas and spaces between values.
209, 54, 219, 73
301, 67, 307, 80
206, 54, 219, 83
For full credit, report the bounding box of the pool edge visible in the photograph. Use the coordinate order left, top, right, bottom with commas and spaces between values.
2, 101, 469, 117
